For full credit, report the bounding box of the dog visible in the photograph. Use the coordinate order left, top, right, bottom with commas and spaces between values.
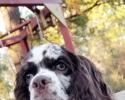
14, 44, 113, 100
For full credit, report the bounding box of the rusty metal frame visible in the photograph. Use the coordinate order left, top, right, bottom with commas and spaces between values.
0, 0, 75, 53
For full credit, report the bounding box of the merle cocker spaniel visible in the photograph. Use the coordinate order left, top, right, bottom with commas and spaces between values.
14, 44, 114, 100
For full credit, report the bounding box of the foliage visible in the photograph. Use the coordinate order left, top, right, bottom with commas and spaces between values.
65, 0, 125, 92
0, 48, 15, 100
43, 26, 64, 45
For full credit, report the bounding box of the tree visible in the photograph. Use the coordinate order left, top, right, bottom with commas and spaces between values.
0, 7, 21, 70
64, 0, 125, 92
0, 7, 20, 32
0, 7, 21, 99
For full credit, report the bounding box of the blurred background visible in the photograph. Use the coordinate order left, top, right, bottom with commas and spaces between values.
0, 0, 125, 99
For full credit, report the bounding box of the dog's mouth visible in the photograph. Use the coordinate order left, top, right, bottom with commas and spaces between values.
34, 92, 62, 100
33, 87, 62, 100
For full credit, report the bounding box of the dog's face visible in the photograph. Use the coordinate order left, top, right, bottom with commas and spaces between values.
14, 44, 113, 100
19, 44, 77, 100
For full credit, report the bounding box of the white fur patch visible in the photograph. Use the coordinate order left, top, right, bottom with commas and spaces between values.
29, 68, 70, 100
58, 74, 71, 89
28, 44, 62, 64
27, 44, 71, 100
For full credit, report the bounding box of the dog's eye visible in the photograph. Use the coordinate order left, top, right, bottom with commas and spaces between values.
26, 74, 33, 80
26, 74, 33, 84
56, 63, 67, 71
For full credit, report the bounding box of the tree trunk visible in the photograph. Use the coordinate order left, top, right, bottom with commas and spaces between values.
0, 7, 20, 32
0, 7, 21, 71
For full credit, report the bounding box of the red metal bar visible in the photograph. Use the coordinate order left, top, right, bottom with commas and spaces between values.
0, 30, 27, 47
59, 22, 75, 53
20, 38, 29, 57
0, 30, 29, 57
0, 20, 30, 38
0, 0, 75, 53
0, 0, 62, 6
0, 16, 39, 38
30, 17, 38, 30
41, 7, 50, 17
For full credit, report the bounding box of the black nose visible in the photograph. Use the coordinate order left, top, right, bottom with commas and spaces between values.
32, 75, 51, 89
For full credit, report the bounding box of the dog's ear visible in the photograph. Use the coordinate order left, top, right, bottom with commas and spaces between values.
14, 52, 33, 100
68, 55, 113, 100
14, 67, 30, 100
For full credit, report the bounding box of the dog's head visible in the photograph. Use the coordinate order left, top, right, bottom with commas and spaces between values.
14, 44, 113, 100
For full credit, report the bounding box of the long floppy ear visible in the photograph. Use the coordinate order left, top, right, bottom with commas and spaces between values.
14, 67, 30, 100
68, 55, 113, 100
14, 53, 32, 100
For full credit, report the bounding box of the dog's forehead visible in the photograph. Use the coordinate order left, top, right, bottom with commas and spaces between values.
28, 44, 62, 64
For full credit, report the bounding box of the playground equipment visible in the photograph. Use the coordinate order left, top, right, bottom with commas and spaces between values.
0, 0, 74, 56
